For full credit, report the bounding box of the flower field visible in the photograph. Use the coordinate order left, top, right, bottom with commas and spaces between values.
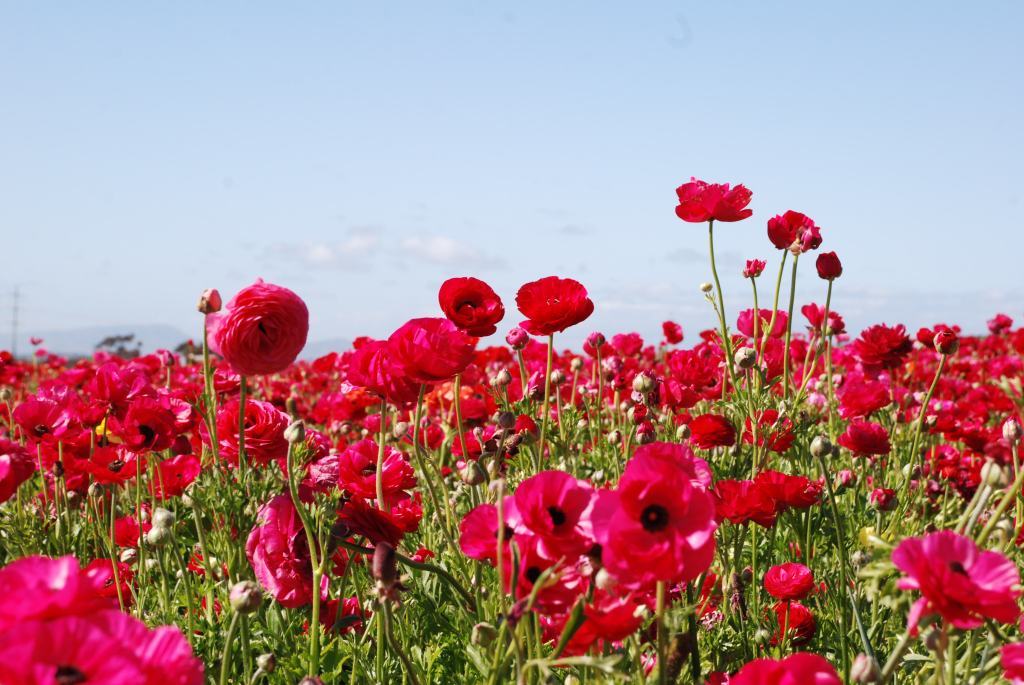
3, 179, 1024, 684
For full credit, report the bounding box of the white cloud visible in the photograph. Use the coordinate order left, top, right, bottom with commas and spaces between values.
398, 233, 504, 267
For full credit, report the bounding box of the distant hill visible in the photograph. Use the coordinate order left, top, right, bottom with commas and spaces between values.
12, 325, 351, 362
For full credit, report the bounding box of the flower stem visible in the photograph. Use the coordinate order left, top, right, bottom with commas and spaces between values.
781, 252, 800, 399
537, 334, 554, 472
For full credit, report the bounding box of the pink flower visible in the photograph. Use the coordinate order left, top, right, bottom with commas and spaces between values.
333, 439, 416, 502
207, 398, 289, 467
591, 442, 716, 588
737, 308, 787, 339
207, 279, 309, 376
513, 470, 595, 558
743, 259, 766, 278
764, 563, 814, 601
675, 178, 753, 223
1002, 642, 1024, 684
837, 419, 891, 456
459, 500, 520, 565
730, 653, 841, 685
0, 556, 110, 631
388, 317, 477, 384
892, 530, 1021, 633
0, 437, 36, 504
246, 495, 319, 608
767, 211, 821, 253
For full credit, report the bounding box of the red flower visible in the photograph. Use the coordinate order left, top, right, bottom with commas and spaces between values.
206, 279, 309, 376
591, 442, 716, 588
438, 277, 505, 337
837, 419, 891, 456
764, 563, 814, 601
743, 259, 766, 278
459, 500, 518, 565
934, 329, 959, 355
989, 313, 1014, 335
853, 324, 913, 371
246, 495, 318, 608
674, 178, 753, 223
117, 398, 177, 453
388, 318, 476, 385
713, 479, 778, 527
837, 377, 889, 419
207, 398, 289, 468
767, 210, 821, 253
0, 437, 36, 504
816, 251, 843, 280
150, 454, 201, 500
516, 277, 595, 336
334, 439, 416, 502
755, 470, 821, 510
345, 340, 420, 404
742, 410, 795, 453
737, 309, 787, 339
730, 654, 841, 685
688, 413, 736, 449
662, 321, 684, 345
770, 601, 817, 645
513, 470, 594, 558
893, 530, 1021, 633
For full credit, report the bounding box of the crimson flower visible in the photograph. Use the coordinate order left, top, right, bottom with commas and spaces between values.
516, 277, 595, 336
743, 259, 766, 278
764, 563, 815, 601
0, 437, 35, 503
207, 279, 308, 376
388, 317, 477, 384
816, 251, 843, 280
674, 177, 753, 223
837, 419, 891, 456
893, 530, 1021, 633
730, 654, 840, 685
767, 210, 821, 253
513, 470, 595, 558
853, 324, 913, 371
662, 320, 684, 345
438, 277, 505, 337
688, 413, 736, 449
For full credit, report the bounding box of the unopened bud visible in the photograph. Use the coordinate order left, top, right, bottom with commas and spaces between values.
594, 568, 617, 591
675, 424, 691, 441
230, 580, 263, 614
549, 370, 565, 386
459, 462, 486, 486
495, 411, 516, 430
850, 653, 881, 683
145, 526, 171, 547
981, 461, 1005, 487
1004, 419, 1022, 445
810, 435, 832, 459
197, 288, 222, 314
494, 369, 513, 387
255, 654, 276, 674
607, 430, 622, 446
284, 420, 306, 445
733, 347, 757, 370
569, 357, 583, 372
392, 421, 409, 440
151, 507, 175, 530
371, 542, 398, 585
699, 282, 714, 294
119, 548, 139, 565
471, 622, 498, 647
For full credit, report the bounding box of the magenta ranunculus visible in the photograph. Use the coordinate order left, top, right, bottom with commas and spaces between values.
246, 495, 320, 608
387, 317, 477, 384
207, 278, 309, 376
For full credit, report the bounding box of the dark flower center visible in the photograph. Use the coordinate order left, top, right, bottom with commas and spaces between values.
641, 504, 670, 532
108, 459, 125, 473
34, 424, 50, 436
547, 506, 567, 528
493, 526, 514, 540
55, 665, 87, 685
525, 566, 542, 584
948, 561, 968, 576
138, 424, 156, 445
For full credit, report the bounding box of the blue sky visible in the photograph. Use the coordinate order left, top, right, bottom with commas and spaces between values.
2, 2, 1022, 353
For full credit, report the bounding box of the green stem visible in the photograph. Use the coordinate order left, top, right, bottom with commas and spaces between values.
537, 334, 554, 471
782, 252, 800, 398
218, 611, 241, 685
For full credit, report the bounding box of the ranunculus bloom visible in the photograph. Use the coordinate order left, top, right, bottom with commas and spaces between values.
713, 479, 779, 528
346, 339, 420, 404
743, 258, 766, 278
388, 317, 476, 384
837, 419, 891, 456
0, 437, 36, 503
333, 439, 416, 501
770, 601, 817, 645
516, 276, 595, 336
459, 499, 519, 565
0, 556, 111, 630
438, 277, 505, 337
118, 397, 177, 453
208, 398, 289, 467
246, 495, 319, 608
513, 470, 595, 558
755, 470, 821, 511
742, 410, 795, 453
764, 563, 814, 601
207, 279, 309, 376
730, 653, 841, 685
674, 177, 753, 223
989, 313, 1014, 335
767, 210, 821, 253
151, 454, 201, 499
1002, 642, 1024, 685
801, 303, 845, 337
816, 251, 843, 280
689, 413, 737, 449
662, 320, 684, 345
892, 530, 1021, 633
591, 442, 716, 588
837, 377, 889, 419
853, 324, 913, 371
737, 308, 788, 339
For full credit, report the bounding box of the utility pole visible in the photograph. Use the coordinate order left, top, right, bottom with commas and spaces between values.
10, 286, 18, 358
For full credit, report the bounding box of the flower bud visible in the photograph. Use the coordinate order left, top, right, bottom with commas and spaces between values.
569, 357, 583, 372
0, 388, 11, 402
981, 460, 1005, 487
505, 327, 529, 350
549, 370, 565, 386
119, 548, 139, 565
850, 653, 881, 683
145, 526, 171, 547
471, 622, 499, 647
1004, 419, 1022, 445
607, 430, 622, 446
810, 435, 832, 459
459, 462, 486, 486
586, 332, 606, 349
197, 288, 222, 314
371, 542, 398, 586
151, 507, 175, 530
230, 580, 263, 614
699, 282, 714, 294
924, 627, 947, 653
753, 628, 772, 645
255, 654, 276, 674
733, 347, 757, 370
933, 330, 959, 355
675, 424, 691, 441
392, 421, 409, 440
632, 372, 656, 394
493, 368, 513, 387
495, 411, 516, 430
284, 420, 306, 445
